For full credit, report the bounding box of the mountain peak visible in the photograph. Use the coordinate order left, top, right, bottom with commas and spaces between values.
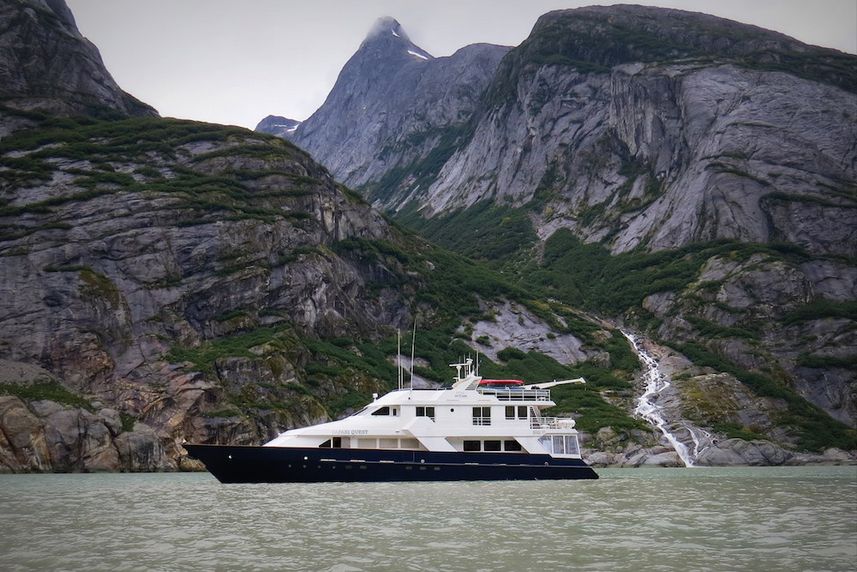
360, 16, 432, 61
366, 16, 408, 42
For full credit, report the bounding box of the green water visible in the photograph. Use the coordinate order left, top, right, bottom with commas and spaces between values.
0, 466, 855, 571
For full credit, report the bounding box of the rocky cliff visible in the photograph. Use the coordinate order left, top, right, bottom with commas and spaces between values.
0, 113, 424, 471
270, 6, 857, 450
0, 0, 156, 131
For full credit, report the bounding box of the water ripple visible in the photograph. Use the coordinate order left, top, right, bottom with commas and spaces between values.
0, 467, 855, 571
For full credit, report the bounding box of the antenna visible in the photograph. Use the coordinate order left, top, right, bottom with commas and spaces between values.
397, 329, 402, 390
409, 319, 417, 390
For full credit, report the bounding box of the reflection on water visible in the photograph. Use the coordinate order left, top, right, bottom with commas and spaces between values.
0, 467, 855, 571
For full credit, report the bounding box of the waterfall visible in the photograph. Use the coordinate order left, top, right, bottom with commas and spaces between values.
623, 331, 706, 467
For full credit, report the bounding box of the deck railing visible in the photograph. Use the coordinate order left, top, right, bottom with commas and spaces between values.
530, 417, 576, 430
478, 388, 550, 401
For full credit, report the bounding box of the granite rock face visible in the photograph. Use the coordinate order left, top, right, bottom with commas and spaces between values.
0, 0, 156, 125
0, 112, 426, 470
281, 5, 857, 435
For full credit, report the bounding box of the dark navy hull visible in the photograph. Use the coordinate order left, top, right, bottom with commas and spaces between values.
184, 444, 599, 483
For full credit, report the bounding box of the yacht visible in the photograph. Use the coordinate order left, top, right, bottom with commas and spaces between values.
185, 358, 599, 482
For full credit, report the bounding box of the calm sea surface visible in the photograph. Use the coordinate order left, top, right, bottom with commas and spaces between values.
0, 467, 855, 571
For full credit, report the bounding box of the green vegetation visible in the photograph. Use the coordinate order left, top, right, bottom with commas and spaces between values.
677, 342, 856, 451
119, 412, 137, 433
79, 268, 122, 308
797, 354, 857, 370
684, 316, 760, 340
0, 381, 92, 411
397, 200, 538, 262
711, 421, 767, 442
166, 326, 299, 374
0, 116, 321, 230
783, 300, 857, 326
524, 230, 813, 316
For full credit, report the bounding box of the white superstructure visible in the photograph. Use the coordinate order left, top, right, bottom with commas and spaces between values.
265, 358, 584, 459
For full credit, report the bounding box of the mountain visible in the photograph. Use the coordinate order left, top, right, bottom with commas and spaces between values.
0, 0, 156, 132
264, 7, 857, 447
256, 115, 301, 139
270, 17, 510, 202
0, 2, 657, 471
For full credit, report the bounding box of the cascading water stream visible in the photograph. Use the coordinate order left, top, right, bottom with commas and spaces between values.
623, 331, 705, 467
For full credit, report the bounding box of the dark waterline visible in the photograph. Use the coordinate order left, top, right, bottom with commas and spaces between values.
1, 466, 855, 571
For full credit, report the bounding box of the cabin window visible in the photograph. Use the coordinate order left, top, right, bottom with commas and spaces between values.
400, 438, 420, 450
463, 440, 481, 452
565, 435, 580, 456
506, 406, 528, 420
357, 438, 376, 448
372, 406, 390, 416
484, 440, 501, 452
416, 406, 435, 421
333, 437, 342, 448
319, 439, 332, 448
553, 436, 566, 454
504, 440, 522, 451
538, 435, 553, 454
472, 407, 491, 426
379, 438, 398, 449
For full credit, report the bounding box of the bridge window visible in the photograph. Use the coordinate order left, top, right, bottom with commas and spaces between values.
463, 440, 481, 452
565, 435, 580, 456
318, 437, 343, 448
372, 406, 398, 416
472, 407, 491, 426
416, 406, 435, 421
484, 440, 501, 452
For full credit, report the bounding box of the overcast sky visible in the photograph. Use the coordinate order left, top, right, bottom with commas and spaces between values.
66, 0, 857, 129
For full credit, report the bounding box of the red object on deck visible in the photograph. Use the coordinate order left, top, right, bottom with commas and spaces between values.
478, 379, 525, 386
